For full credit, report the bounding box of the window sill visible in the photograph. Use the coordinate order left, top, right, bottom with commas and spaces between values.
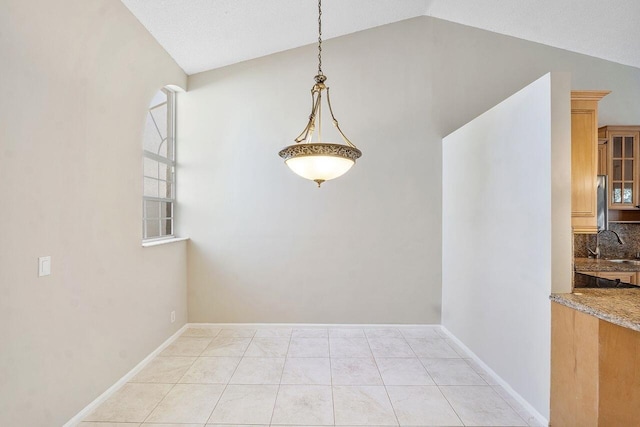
142, 237, 189, 248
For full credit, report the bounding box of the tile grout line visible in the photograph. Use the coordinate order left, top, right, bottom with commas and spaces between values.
441, 339, 529, 426
364, 328, 401, 427
463, 358, 490, 387
205, 328, 256, 425
486, 385, 531, 426
408, 331, 467, 427
437, 385, 531, 427
137, 383, 178, 424
138, 328, 219, 424
431, 381, 466, 426
190, 328, 228, 425
443, 328, 536, 425
268, 329, 294, 426
177, 328, 222, 382
403, 330, 439, 386
328, 332, 336, 426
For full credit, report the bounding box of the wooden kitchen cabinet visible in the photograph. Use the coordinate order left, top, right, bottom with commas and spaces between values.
551, 303, 599, 426
551, 302, 640, 426
599, 126, 640, 210
571, 91, 610, 234
576, 270, 638, 284
598, 139, 608, 175
597, 270, 637, 284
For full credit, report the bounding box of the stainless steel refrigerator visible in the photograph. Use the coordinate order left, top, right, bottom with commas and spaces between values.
597, 175, 608, 231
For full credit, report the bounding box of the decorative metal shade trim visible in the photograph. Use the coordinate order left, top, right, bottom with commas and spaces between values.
278, 143, 362, 162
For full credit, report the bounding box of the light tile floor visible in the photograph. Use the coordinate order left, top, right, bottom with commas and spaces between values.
81, 326, 543, 427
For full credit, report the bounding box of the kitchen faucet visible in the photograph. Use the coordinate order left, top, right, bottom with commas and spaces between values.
588, 229, 624, 259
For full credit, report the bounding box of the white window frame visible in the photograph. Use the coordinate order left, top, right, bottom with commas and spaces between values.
142, 88, 176, 242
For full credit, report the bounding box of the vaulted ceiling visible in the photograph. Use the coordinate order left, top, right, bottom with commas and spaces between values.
121, 0, 640, 75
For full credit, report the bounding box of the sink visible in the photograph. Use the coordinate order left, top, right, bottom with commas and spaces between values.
606, 259, 640, 265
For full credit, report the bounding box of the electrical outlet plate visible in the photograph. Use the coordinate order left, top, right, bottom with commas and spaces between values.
170, 311, 176, 323
38, 256, 51, 277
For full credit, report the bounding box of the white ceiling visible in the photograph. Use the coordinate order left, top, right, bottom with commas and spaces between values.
121, 0, 433, 75
427, 0, 640, 72
121, 0, 640, 75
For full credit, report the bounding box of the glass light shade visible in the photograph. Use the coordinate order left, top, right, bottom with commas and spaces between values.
286, 155, 355, 182
278, 142, 362, 186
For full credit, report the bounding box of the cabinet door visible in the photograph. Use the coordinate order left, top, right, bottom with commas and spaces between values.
598, 271, 636, 284
576, 270, 598, 278
598, 142, 608, 175
609, 132, 639, 209
571, 91, 609, 234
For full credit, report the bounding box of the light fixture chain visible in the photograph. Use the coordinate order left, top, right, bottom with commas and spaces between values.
281, 0, 361, 187
317, 0, 322, 75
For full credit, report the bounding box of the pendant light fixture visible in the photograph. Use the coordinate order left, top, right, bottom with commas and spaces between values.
278, 0, 362, 187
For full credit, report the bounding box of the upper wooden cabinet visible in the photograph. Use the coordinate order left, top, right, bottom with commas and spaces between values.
572, 91, 610, 234
598, 139, 608, 176
599, 126, 640, 210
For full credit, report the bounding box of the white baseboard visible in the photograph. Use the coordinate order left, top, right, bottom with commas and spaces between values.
187, 322, 443, 329
63, 324, 188, 427
440, 326, 548, 427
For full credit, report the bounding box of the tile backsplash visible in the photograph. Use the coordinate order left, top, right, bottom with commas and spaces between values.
574, 223, 640, 259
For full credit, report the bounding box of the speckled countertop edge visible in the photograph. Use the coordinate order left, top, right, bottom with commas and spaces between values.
551, 290, 640, 332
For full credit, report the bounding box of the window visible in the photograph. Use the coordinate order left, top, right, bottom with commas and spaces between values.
143, 88, 176, 240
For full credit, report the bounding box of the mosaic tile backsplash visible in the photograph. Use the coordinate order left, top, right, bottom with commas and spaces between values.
574, 223, 640, 259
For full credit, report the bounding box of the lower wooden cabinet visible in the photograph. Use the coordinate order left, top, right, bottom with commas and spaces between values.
551, 302, 640, 426
577, 270, 637, 284
597, 271, 637, 283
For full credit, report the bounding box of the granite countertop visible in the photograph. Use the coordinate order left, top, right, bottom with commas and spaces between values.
574, 257, 640, 272
551, 289, 640, 332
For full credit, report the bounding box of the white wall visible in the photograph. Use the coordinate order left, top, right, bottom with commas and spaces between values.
179, 16, 640, 324
442, 73, 572, 421
0, 1, 187, 425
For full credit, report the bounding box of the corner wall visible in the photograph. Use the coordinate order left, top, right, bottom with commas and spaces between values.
0, 1, 187, 425
441, 73, 572, 421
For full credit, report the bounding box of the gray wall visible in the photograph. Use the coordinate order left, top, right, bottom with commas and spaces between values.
0, 1, 187, 425
179, 16, 640, 324
180, 18, 438, 324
